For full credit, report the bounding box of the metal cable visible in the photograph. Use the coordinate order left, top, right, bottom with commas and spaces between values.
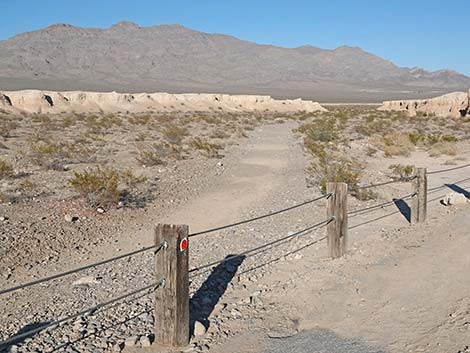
0, 280, 164, 347
353, 176, 415, 191
188, 193, 332, 238
427, 177, 470, 194
189, 217, 333, 274
428, 163, 470, 175
0, 244, 164, 296
348, 193, 415, 217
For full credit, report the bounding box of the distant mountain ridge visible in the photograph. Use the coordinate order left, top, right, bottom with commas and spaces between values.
0, 22, 469, 102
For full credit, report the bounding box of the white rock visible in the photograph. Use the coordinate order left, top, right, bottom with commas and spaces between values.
139, 335, 151, 347
124, 336, 138, 347
193, 321, 207, 336
442, 192, 468, 205
72, 276, 100, 287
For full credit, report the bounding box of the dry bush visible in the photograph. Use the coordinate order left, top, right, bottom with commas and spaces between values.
26, 139, 95, 169
136, 148, 166, 166
189, 137, 223, 158
372, 133, 413, 157
388, 164, 414, 179
355, 117, 392, 136
308, 155, 362, 194
428, 142, 458, 157
209, 129, 230, 139
69, 167, 146, 207
162, 125, 189, 144
408, 132, 458, 146
0, 159, 14, 179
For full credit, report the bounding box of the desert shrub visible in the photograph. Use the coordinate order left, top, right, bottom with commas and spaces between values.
162, 125, 189, 144
409, 133, 458, 146
298, 117, 339, 143
69, 167, 146, 207
355, 118, 392, 136
27, 139, 95, 169
135, 132, 150, 142
209, 129, 230, 139
136, 149, 165, 166
189, 137, 223, 158
307, 149, 362, 194
373, 133, 412, 157
388, 164, 414, 179
428, 142, 458, 157
0, 159, 14, 179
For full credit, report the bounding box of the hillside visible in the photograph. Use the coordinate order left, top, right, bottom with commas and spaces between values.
1, 22, 469, 102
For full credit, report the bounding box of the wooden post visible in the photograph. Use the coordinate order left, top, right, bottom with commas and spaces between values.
154, 224, 189, 347
326, 182, 348, 259
411, 167, 427, 224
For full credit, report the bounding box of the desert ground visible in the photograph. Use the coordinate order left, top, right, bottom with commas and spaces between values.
1, 98, 470, 353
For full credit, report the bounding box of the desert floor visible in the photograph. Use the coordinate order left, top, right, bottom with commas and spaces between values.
1, 107, 470, 353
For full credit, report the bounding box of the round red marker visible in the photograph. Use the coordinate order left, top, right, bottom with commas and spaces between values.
180, 238, 188, 252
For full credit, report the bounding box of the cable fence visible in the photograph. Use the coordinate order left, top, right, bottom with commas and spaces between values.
0, 280, 165, 348
1, 161, 469, 350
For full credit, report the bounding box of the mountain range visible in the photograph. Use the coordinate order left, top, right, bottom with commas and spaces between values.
0, 22, 469, 102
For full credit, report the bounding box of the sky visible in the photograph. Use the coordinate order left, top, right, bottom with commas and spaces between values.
0, 0, 468, 75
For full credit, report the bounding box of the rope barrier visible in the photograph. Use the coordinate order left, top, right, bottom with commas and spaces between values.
189, 217, 333, 274
188, 193, 332, 238
348, 193, 415, 217
428, 163, 470, 175
427, 177, 470, 195
0, 244, 164, 296
353, 176, 415, 191
0, 280, 165, 347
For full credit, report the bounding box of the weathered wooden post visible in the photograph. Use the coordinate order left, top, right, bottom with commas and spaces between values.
326, 182, 348, 258
154, 224, 189, 347
411, 167, 427, 224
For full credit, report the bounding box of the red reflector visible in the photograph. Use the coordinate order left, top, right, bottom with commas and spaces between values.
180, 238, 188, 252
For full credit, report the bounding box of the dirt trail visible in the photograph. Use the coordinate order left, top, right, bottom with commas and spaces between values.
3, 118, 470, 353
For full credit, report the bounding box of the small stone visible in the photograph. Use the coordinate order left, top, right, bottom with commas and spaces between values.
64, 215, 78, 223
0, 216, 7, 222
193, 321, 207, 336
72, 276, 100, 287
139, 335, 151, 347
96, 207, 105, 214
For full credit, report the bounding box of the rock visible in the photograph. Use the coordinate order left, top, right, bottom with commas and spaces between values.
0, 216, 7, 222
193, 321, 207, 336
72, 276, 100, 287
379, 89, 470, 118
139, 335, 151, 347
124, 336, 138, 347
96, 207, 105, 214
442, 192, 468, 205
64, 215, 78, 223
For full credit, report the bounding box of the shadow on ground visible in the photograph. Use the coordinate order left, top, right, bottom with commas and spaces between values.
261, 329, 386, 353
445, 183, 470, 198
190, 254, 245, 335
393, 198, 411, 223
0, 322, 51, 352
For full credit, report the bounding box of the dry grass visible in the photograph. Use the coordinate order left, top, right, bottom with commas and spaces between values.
189, 137, 223, 158
69, 167, 146, 207
0, 159, 14, 179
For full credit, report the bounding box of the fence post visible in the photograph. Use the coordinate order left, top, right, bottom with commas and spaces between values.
326, 182, 348, 258
411, 167, 427, 224
154, 224, 189, 347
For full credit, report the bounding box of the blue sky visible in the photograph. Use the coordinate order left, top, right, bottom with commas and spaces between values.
1, 0, 468, 75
